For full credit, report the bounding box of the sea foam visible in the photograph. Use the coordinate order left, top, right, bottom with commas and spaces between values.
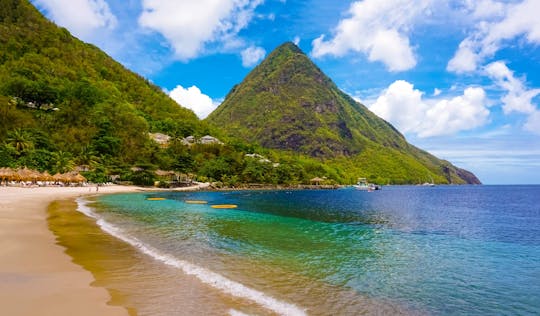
76, 198, 307, 316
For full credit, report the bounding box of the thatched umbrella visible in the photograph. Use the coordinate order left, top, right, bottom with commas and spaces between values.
40, 171, 53, 182
60, 173, 72, 184
52, 172, 63, 183
310, 177, 325, 185
3, 168, 17, 182
0, 167, 8, 184
29, 169, 41, 183
16, 167, 34, 182
72, 173, 86, 183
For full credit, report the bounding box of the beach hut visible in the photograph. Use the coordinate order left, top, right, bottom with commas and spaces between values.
310, 177, 325, 185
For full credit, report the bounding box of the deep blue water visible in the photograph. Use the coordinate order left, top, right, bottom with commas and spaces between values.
92, 185, 540, 315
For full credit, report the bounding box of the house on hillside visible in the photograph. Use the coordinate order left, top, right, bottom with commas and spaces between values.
182, 135, 223, 146
149, 133, 171, 148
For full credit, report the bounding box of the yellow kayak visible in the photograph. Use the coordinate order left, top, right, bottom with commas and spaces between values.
146, 197, 166, 201
185, 200, 208, 204
211, 204, 238, 209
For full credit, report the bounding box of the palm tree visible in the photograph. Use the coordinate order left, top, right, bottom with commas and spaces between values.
6, 129, 34, 155
75, 146, 100, 169
52, 151, 74, 174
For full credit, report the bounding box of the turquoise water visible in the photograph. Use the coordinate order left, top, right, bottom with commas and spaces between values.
87, 186, 540, 315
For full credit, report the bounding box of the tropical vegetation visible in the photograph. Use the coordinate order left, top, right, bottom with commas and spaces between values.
0, 0, 480, 186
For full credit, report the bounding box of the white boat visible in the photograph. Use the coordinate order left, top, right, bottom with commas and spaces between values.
354, 178, 370, 190
353, 178, 381, 191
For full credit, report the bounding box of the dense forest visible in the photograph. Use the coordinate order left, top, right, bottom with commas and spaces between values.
0, 0, 480, 186
0, 0, 354, 186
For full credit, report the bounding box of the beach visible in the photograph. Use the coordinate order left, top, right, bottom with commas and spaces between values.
0, 185, 142, 316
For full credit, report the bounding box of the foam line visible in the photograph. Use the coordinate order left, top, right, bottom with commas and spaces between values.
76, 198, 307, 316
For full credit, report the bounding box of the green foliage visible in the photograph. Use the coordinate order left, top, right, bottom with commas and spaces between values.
0, 2, 479, 185
0, 0, 206, 177
207, 42, 480, 184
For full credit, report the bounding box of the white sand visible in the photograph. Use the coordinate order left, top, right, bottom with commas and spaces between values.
0, 185, 143, 316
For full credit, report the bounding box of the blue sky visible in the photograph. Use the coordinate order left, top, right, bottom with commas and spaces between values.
30, 0, 540, 184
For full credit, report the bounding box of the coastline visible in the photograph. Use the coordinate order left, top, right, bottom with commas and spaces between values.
0, 185, 145, 316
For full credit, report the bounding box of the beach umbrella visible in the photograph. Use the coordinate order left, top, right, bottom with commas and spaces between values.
4, 168, 17, 181
60, 173, 72, 184
16, 167, 34, 182
72, 173, 86, 183
0, 167, 7, 183
29, 169, 41, 182
40, 171, 53, 182
52, 172, 63, 183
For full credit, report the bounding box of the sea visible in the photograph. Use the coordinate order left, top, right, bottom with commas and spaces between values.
53, 185, 540, 315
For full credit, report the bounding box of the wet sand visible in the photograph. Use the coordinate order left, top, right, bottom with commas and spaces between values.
0, 185, 142, 316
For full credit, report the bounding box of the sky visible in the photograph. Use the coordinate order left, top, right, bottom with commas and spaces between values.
30, 0, 540, 184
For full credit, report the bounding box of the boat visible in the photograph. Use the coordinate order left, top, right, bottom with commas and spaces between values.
353, 178, 381, 191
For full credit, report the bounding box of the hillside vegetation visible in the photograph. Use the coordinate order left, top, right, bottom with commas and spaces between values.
0, 1, 479, 185
207, 43, 480, 184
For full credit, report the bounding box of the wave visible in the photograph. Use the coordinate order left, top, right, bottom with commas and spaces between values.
76, 198, 307, 316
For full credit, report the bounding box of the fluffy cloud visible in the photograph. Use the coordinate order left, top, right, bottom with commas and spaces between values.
484, 61, 540, 134
240, 46, 266, 67
524, 111, 540, 134
138, 0, 263, 61
369, 80, 489, 137
448, 0, 540, 73
169, 85, 220, 119
32, 0, 117, 38
311, 0, 431, 71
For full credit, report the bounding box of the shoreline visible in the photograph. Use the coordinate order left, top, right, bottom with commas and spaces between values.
0, 184, 204, 316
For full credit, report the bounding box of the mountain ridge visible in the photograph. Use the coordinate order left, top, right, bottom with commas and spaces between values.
207, 42, 481, 184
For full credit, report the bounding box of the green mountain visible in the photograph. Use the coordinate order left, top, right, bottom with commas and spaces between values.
0, 0, 208, 176
207, 42, 480, 184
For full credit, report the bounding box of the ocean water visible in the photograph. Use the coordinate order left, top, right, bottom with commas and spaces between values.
75, 186, 540, 315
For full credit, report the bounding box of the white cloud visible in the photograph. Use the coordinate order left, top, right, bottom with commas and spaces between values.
448, 0, 540, 73
369, 80, 489, 137
169, 85, 220, 119
311, 0, 431, 71
32, 0, 117, 39
433, 88, 442, 96
138, 0, 263, 61
293, 36, 300, 46
484, 61, 540, 134
240, 46, 266, 67
484, 61, 540, 115
524, 110, 540, 134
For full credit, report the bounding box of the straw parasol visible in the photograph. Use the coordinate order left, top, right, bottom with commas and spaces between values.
52, 172, 63, 183
16, 167, 35, 182
40, 171, 53, 182
72, 173, 86, 183
4, 167, 17, 182
310, 177, 325, 185
0, 167, 8, 184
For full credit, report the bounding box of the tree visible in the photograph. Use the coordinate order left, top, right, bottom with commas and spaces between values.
6, 129, 33, 155
51, 151, 74, 173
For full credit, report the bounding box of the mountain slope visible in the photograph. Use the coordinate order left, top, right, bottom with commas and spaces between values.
207, 42, 480, 184
0, 0, 205, 165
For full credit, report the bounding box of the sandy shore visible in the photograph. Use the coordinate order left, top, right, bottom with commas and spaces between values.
0, 185, 145, 316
